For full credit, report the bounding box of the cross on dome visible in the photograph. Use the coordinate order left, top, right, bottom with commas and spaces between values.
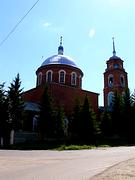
58, 36, 64, 55
60, 36, 62, 46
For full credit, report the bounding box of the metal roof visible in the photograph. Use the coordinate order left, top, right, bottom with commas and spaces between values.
41, 54, 78, 68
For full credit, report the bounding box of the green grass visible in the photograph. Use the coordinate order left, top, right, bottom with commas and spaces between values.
8, 137, 130, 150
54, 144, 96, 150
9, 142, 110, 150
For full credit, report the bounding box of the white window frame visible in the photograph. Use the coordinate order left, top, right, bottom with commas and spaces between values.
71, 72, 77, 86
46, 70, 53, 83
59, 70, 66, 84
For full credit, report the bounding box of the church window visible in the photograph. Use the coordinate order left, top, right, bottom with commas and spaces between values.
108, 74, 114, 87
120, 75, 125, 87
114, 64, 119, 69
46, 70, 53, 83
59, 70, 66, 83
71, 72, 77, 86
108, 92, 114, 107
37, 72, 42, 86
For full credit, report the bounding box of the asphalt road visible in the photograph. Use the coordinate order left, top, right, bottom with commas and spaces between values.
0, 146, 135, 180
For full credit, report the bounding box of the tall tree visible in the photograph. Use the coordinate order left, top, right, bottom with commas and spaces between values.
0, 83, 8, 122
38, 86, 55, 139
71, 98, 81, 139
101, 109, 113, 137
0, 83, 9, 140
7, 74, 24, 130
111, 91, 122, 136
80, 95, 98, 142
122, 88, 135, 140
54, 106, 65, 138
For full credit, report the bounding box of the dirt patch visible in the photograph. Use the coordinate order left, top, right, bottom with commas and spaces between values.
91, 158, 135, 180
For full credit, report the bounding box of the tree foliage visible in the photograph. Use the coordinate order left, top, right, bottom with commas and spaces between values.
38, 86, 54, 138
38, 87, 66, 140
71, 95, 99, 143
0, 83, 9, 139
71, 98, 81, 139
54, 106, 65, 138
101, 109, 113, 136
7, 73, 24, 130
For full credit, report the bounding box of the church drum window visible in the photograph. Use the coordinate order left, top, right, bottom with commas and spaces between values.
59, 70, 66, 84
71, 72, 77, 86
46, 70, 53, 83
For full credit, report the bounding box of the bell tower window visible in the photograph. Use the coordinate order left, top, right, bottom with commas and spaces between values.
108, 74, 114, 87
71, 72, 77, 86
46, 70, 53, 83
59, 70, 66, 83
108, 92, 114, 107
120, 74, 125, 87
114, 64, 119, 69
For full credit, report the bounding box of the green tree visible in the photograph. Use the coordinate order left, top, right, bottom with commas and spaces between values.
38, 86, 55, 139
7, 74, 24, 130
80, 95, 98, 142
54, 106, 65, 138
101, 109, 113, 136
111, 91, 122, 136
0, 83, 8, 122
71, 98, 81, 139
0, 83, 9, 141
122, 88, 135, 141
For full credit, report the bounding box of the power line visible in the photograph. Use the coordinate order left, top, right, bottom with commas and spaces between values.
0, 0, 40, 47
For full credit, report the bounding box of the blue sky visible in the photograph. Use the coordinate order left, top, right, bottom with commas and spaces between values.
1, 0, 135, 105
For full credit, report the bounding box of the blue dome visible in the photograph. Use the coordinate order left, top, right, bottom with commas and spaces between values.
41, 54, 78, 68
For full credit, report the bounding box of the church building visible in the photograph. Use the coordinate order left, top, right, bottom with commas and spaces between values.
22, 37, 99, 117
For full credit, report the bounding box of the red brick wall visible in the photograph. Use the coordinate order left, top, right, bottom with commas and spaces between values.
22, 83, 99, 116
36, 64, 83, 89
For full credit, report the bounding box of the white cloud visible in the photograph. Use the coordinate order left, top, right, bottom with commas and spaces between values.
43, 22, 52, 27
88, 28, 96, 38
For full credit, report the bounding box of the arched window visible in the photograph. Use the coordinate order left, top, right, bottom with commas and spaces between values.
120, 74, 125, 87
46, 70, 53, 83
71, 72, 77, 85
108, 91, 114, 107
59, 70, 66, 83
37, 72, 42, 86
108, 74, 114, 87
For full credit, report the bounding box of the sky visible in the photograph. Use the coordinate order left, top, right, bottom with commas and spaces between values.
1, 0, 135, 106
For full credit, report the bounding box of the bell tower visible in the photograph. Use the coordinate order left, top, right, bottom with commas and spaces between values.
103, 38, 128, 107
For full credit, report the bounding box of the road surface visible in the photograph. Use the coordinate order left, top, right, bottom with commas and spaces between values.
0, 146, 135, 179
